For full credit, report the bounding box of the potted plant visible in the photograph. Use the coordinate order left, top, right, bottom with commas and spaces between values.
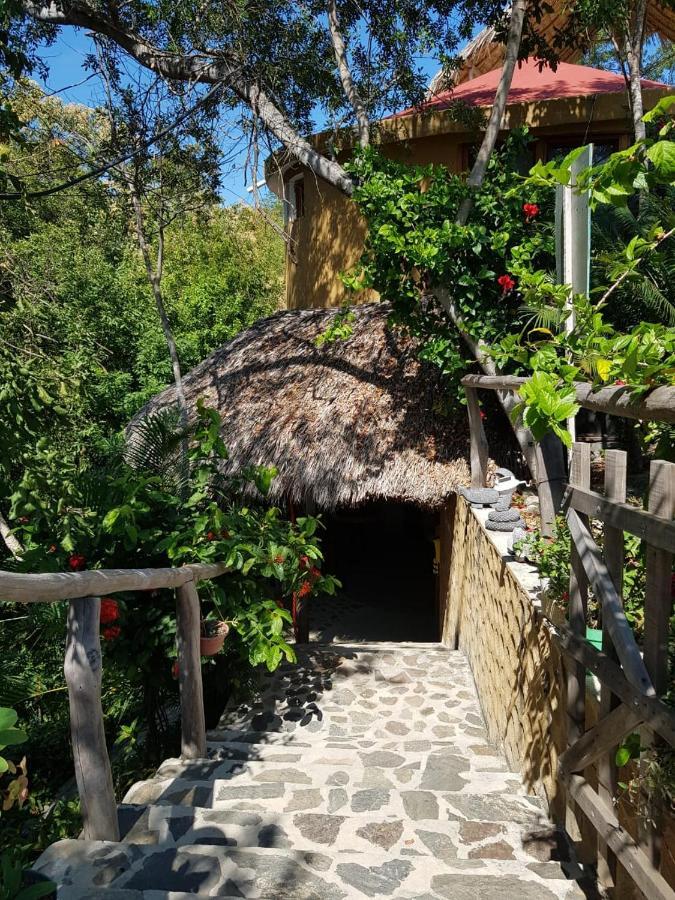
200, 618, 230, 656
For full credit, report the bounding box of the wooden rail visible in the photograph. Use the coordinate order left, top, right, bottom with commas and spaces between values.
461, 374, 675, 897
0, 561, 229, 842
461, 375, 675, 424
557, 446, 675, 898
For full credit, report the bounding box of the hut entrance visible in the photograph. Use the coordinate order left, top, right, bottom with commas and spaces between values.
311, 501, 438, 643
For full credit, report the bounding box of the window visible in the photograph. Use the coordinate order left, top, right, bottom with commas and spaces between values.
293, 179, 305, 219
284, 175, 305, 224
546, 139, 618, 165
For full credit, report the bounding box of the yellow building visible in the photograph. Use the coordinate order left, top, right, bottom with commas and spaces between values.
267, 58, 671, 311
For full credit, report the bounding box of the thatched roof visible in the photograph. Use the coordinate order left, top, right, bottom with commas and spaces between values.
129, 303, 470, 509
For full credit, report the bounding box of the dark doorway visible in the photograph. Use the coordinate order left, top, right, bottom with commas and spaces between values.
311, 501, 438, 643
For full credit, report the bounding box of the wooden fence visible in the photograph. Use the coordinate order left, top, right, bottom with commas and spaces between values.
0, 561, 229, 842
462, 374, 675, 898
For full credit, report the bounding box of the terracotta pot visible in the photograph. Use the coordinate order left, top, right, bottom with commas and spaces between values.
200, 621, 229, 656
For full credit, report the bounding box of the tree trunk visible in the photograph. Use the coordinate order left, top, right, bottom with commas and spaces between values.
327, 0, 370, 148
456, 0, 528, 225
625, 0, 648, 142
129, 187, 190, 490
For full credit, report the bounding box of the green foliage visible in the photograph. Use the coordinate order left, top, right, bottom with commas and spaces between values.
511, 372, 579, 448
348, 127, 675, 446
0, 853, 54, 900
314, 306, 356, 347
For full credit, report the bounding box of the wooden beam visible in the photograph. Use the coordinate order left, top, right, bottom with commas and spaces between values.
564, 485, 675, 553
644, 460, 675, 695
64, 597, 119, 841
0, 562, 229, 604
175, 579, 207, 759
641, 460, 675, 867
567, 443, 590, 745
559, 702, 642, 777
597, 449, 627, 888
566, 507, 655, 697
563, 774, 675, 900
545, 620, 675, 747
460, 375, 675, 424
465, 386, 489, 488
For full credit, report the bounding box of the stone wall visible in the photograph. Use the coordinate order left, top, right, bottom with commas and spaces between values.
441, 496, 567, 819
441, 496, 675, 898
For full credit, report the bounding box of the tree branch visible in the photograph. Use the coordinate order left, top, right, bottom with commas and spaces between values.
327, 0, 369, 148
20, 0, 354, 195
0, 510, 24, 559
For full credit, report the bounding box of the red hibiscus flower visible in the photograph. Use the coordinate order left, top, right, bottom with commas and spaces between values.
205, 531, 216, 541
614, 379, 626, 386
299, 555, 310, 571
297, 580, 312, 598
100, 598, 119, 625
479, 410, 487, 421
523, 202, 540, 222
68, 553, 86, 572
497, 274, 516, 294
309, 566, 321, 582
102, 625, 121, 641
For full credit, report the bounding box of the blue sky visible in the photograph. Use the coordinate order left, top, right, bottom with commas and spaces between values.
35, 26, 445, 206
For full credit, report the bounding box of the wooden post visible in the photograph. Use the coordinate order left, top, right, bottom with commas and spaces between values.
294, 594, 310, 644
64, 596, 119, 841
465, 386, 489, 487
565, 442, 590, 850
566, 442, 591, 742
176, 579, 206, 759
535, 432, 568, 537
641, 459, 675, 866
597, 449, 627, 887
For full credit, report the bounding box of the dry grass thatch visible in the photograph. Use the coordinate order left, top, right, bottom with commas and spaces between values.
129, 303, 470, 509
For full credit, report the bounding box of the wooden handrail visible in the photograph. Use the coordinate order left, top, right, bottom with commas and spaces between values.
566, 507, 655, 697
564, 484, 675, 553
460, 374, 675, 424
0, 559, 232, 842
0, 562, 229, 603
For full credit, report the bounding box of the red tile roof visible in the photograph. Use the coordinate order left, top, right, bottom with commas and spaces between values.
394, 59, 668, 117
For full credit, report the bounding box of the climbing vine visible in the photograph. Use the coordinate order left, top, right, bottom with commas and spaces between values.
346, 99, 675, 443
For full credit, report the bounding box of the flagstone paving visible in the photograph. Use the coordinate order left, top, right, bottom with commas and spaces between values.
32, 642, 592, 898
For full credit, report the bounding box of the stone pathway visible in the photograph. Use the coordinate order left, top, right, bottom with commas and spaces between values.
32, 643, 590, 898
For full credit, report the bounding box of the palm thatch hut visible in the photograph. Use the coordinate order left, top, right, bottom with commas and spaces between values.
130, 302, 469, 509
130, 303, 471, 642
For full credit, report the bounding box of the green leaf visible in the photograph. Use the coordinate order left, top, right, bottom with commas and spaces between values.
646, 140, 675, 180
0, 707, 18, 730
615, 746, 631, 767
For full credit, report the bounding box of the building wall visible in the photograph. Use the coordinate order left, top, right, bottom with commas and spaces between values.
283, 89, 667, 311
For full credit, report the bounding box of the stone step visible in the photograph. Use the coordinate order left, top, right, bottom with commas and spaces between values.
206, 737, 512, 766
32, 839, 587, 899
117, 802, 573, 866
123, 773, 546, 826
153, 753, 521, 796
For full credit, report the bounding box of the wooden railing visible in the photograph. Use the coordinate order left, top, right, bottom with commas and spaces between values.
0, 561, 228, 842
462, 374, 675, 898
